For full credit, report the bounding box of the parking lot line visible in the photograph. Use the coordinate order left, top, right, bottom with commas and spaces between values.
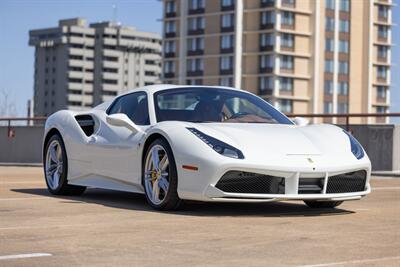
0, 197, 49, 201
373, 187, 400, 190
298, 256, 400, 267
0, 253, 52, 261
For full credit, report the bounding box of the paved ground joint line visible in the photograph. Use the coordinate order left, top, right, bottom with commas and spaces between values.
0, 253, 52, 260
298, 256, 400, 267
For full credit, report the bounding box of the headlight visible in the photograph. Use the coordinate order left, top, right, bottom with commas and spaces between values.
187, 128, 244, 159
343, 130, 364, 160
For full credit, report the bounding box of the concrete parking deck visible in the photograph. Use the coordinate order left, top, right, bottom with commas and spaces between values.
0, 166, 399, 267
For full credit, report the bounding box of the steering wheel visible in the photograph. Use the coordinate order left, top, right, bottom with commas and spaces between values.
228, 112, 251, 120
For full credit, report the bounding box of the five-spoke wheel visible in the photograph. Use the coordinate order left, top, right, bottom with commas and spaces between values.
143, 139, 181, 210
43, 134, 86, 195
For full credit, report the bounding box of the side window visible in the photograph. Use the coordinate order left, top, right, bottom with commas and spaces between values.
108, 92, 150, 125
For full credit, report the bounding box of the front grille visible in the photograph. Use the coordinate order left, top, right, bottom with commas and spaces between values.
215, 171, 285, 194
326, 170, 367, 193
298, 178, 324, 194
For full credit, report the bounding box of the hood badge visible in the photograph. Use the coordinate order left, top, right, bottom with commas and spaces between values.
307, 157, 314, 163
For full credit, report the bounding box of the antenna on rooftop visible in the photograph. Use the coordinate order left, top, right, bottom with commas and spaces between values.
112, 4, 118, 25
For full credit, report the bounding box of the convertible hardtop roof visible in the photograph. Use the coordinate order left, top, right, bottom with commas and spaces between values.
93, 85, 244, 111
121, 84, 243, 97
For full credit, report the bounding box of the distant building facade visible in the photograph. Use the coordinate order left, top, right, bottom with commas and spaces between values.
161, 0, 393, 123
29, 18, 161, 116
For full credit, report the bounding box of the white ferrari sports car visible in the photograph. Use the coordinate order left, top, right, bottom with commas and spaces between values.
43, 85, 371, 210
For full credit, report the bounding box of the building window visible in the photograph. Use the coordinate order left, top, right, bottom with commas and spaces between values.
261, 0, 275, 8
376, 106, 386, 113
221, 14, 234, 29
338, 103, 348, 114
281, 55, 293, 70
325, 17, 335, 32
259, 77, 274, 92
326, 0, 335, 10
325, 60, 334, 73
221, 0, 234, 8
188, 17, 205, 32
165, 1, 176, 15
338, 82, 348, 95
221, 35, 234, 51
338, 61, 349, 74
277, 99, 292, 113
281, 11, 294, 26
220, 56, 233, 71
377, 86, 386, 99
261, 11, 275, 28
377, 45, 388, 59
186, 79, 202, 85
187, 37, 204, 53
189, 0, 205, 11
220, 77, 233, 87
339, 19, 349, 33
377, 66, 387, 79
378, 5, 389, 19
165, 21, 176, 34
378, 25, 388, 39
324, 101, 333, 113
163, 61, 175, 76
281, 33, 294, 48
339, 40, 349, 53
260, 55, 274, 71
260, 33, 274, 50
324, 80, 333, 95
340, 0, 350, 12
164, 40, 176, 55
187, 58, 204, 72
282, 0, 295, 7
325, 38, 334, 52
280, 77, 293, 91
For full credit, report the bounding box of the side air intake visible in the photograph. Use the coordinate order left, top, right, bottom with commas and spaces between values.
75, 115, 95, 137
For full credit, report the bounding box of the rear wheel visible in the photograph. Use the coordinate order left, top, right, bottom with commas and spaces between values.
44, 134, 86, 195
143, 138, 182, 210
304, 200, 343, 209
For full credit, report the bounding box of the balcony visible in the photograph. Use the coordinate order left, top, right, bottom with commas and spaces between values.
186, 70, 203, 77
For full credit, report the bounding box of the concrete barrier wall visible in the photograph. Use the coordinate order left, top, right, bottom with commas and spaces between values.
0, 124, 398, 171
0, 126, 44, 163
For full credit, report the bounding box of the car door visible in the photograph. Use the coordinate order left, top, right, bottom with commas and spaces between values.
89, 92, 150, 185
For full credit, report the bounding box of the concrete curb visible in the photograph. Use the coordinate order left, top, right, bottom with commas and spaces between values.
372, 171, 400, 178
0, 163, 42, 167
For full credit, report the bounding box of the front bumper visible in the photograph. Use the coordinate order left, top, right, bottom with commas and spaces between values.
176, 158, 371, 203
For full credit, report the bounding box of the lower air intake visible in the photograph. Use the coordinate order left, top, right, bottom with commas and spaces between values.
215, 171, 285, 194
327, 170, 367, 193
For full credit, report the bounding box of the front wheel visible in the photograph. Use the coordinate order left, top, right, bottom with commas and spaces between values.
304, 200, 343, 209
143, 138, 182, 210
44, 134, 86, 195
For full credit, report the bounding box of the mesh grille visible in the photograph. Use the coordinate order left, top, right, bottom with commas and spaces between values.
327, 170, 367, 193
215, 171, 285, 194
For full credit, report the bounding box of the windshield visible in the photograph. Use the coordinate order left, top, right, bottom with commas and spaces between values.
154, 87, 293, 124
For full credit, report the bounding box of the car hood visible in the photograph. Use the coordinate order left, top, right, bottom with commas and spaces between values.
190, 123, 348, 160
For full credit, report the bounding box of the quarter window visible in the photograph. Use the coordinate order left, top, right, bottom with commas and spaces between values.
108, 92, 150, 125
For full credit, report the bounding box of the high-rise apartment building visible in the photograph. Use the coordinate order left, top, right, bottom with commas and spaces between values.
161, 0, 393, 123
29, 18, 162, 116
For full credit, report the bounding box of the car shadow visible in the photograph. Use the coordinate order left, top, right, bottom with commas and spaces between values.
12, 188, 354, 217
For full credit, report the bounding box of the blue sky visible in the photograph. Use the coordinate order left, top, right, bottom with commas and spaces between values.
0, 0, 399, 121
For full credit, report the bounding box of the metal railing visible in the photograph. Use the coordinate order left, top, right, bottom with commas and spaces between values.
287, 113, 400, 131
1, 113, 400, 137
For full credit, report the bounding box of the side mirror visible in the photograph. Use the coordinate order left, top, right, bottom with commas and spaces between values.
106, 113, 143, 134
293, 117, 310, 126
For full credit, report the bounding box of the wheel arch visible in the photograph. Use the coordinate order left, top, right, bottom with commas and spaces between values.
43, 128, 62, 160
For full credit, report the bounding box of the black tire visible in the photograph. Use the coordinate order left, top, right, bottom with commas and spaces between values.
304, 200, 343, 209
142, 138, 182, 210
43, 134, 86, 196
